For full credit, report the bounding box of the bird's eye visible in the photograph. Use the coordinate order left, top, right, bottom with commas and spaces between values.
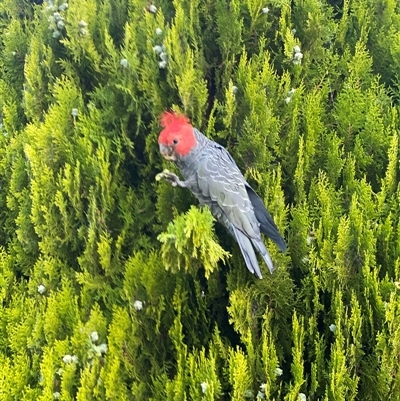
172, 139, 179, 145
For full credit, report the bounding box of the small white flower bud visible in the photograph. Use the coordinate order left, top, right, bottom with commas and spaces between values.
38, 284, 46, 294
63, 354, 72, 363
153, 45, 163, 54
71, 355, 78, 364
200, 382, 208, 394
299, 393, 307, 401
98, 343, 108, 354
53, 12, 61, 21
294, 45, 301, 53
120, 58, 128, 68
232, 85, 239, 94
329, 324, 337, 332
262, 7, 269, 14
71, 108, 78, 117
57, 20, 65, 30
133, 300, 143, 310
294, 51, 303, 60
285, 97, 291, 104
53, 392, 61, 399
274, 367, 283, 376
155, 27, 163, 36
58, 3, 68, 11
148, 4, 157, 13
159, 52, 168, 61
158, 60, 167, 69
78, 20, 88, 28
90, 331, 99, 342
52, 30, 61, 38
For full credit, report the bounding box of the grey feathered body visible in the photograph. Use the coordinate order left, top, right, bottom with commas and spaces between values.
176, 129, 286, 278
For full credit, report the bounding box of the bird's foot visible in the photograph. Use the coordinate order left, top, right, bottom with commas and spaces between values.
155, 169, 184, 187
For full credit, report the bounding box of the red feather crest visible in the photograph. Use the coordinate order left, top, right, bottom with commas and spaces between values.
160, 111, 190, 130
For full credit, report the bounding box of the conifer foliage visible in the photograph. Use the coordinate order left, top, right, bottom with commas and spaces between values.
0, 0, 399, 399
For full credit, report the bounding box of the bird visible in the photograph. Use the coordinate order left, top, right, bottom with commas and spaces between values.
156, 111, 286, 278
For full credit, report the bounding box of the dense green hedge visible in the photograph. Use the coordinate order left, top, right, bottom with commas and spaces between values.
0, 0, 399, 399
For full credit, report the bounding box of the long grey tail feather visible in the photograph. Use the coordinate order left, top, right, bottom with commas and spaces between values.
233, 227, 263, 279
245, 185, 287, 252
252, 239, 275, 274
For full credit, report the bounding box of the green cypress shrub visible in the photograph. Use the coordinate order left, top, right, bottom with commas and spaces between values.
0, 0, 399, 399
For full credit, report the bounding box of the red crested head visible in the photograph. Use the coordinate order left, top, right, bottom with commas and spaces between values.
158, 111, 196, 161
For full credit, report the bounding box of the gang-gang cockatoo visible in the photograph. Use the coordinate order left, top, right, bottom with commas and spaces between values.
157, 111, 286, 278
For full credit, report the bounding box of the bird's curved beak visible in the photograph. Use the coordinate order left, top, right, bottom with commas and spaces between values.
159, 144, 176, 161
